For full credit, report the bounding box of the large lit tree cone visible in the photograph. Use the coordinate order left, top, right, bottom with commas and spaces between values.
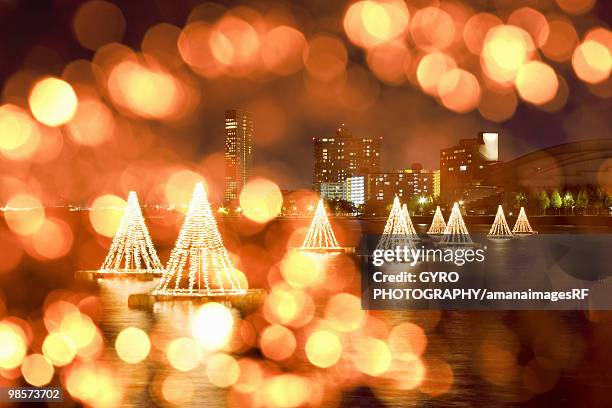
377, 197, 417, 251
428, 206, 447, 235
402, 203, 421, 241
98, 191, 164, 275
439, 202, 473, 246
153, 182, 246, 296
512, 206, 537, 235
488, 205, 513, 239
300, 199, 344, 252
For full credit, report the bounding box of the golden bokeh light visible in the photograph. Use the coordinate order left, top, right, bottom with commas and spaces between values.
29, 77, 78, 127
191, 302, 234, 350
263, 286, 315, 328
42, 332, 77, 366
162, 373, 194, 405
65, 364, 123, 407
165, 170, 205, 209
0, 322, 27, 369
343, 0, 410, 49
572, 40, 612, 84
166, 337, 203, 371
89, 194, 126, 238
387, 353, 426, 390
239, 178, 283, 223
279, 251, 323, 288
481, 25, 534, 84
4, 194, 45, 236
107, 59, 183, 119
417, 52, 456, 95
324, 293, 365, 332
115, 327, 151, 364
31, 217, 74, 260
305, 330, 342, 368
60, 311, 97, 350
259, 324, 296, 361
0, 104, 40, 156
353, 337, 392, 376
21, 354, 54, 387
262, 374, 311, 408
438, 68, 481, 113
206, 353, 240, 387
515, 61, 559, 105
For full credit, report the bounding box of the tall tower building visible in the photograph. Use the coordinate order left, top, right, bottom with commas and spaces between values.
224, 109, 253, 203
313, 124, 381, 198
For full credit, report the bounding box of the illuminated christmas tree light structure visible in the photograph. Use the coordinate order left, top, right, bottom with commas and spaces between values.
428, 206, 447, 235
300, 199, 343, 252
488, 205, 513, 239
512, 207, 537, 235
439, 202, 473, 246
377, 197, 417, 251
402, 204, 421, 242
153, 182, 245, 296
98, 191, 164, 275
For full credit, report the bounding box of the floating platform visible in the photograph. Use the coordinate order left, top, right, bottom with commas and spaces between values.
127, 288, 267, 315
487, 235, 516, 241
513, 232, 538, 237
75, 270, 164, 281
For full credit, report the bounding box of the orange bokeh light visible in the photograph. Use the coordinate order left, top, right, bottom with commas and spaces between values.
260, 26, 308, 76
410, 7, 455, 50
259, 324, 296, 361
541, 19, 578, 62
4, 194, 45, 236
31, 217, 74, 260
438, 68, 481, 113
572, 40, 612, 84
305, 329, 342, 368
66, 98, 115, 146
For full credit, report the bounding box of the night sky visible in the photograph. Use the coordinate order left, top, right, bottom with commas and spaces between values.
0, 0, 611, 190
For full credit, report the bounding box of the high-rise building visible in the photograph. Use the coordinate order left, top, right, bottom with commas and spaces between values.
313, 124, 381, 198
224, 109, 253, 203
440, 132, 499, 202
367, 164, 438, 203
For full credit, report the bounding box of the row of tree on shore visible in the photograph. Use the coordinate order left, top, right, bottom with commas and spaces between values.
520, 186, 612, 215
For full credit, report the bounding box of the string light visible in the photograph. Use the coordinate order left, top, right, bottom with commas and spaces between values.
440, 202, 473, 245
402, 203, 420, 241
488, 205, 513, 237
377, 196, 416, 251
512, 206, 537, 235
300, 199, 340, 250
428, 206, 447, 235
99, 191, 164, 273
153, 182, 245, 296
